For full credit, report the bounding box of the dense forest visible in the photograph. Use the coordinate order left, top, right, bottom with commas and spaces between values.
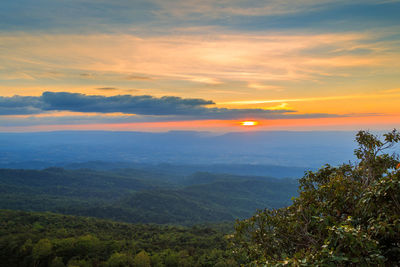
0, 168, 297, 225
0, 210, 239, 267
1, 130, 399, 266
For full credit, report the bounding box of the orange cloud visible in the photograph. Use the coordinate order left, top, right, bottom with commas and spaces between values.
1, 31, 396, 87
219, 92, 400, 105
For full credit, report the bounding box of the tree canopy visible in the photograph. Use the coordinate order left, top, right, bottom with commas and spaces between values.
0, 210, 238, 267
232, 130, 400, 266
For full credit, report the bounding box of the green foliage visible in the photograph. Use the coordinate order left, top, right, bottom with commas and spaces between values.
150, 253, 163, 267
49, 257, 65, 267
66, 258, 91, 267
0, 167, 297, 225
133, 251, 151, 267
107, 252, 134, 267
164, 250, 179, 267
232, 130, 400, 266
33, 238, 53, 260
0, 209, 236, 267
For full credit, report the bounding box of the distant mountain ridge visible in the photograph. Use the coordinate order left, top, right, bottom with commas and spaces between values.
0, 130, 358, 168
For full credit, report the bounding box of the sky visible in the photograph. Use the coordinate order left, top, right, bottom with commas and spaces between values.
1, 0, 400, 132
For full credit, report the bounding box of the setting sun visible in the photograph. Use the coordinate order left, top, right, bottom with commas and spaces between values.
240, 121, 259, 126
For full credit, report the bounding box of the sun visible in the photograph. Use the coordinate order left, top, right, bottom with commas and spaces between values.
240, 121, 259, 126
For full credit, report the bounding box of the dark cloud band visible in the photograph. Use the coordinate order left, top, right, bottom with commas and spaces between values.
0, 92, 286, 118
0, 95, 43, 115
0, 92, 345, 121
40, 92, 216, 115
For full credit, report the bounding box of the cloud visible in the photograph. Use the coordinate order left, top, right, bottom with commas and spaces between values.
266, 103, 291, 110
0, 91, 323, 120
2, 31, 397, 87
3, 0, 396, 34
95, 87, 119, 91
39, 92, 218, 116
218, 91, 400, 105
382, 88, 400, 93
0, 95, 43, 115
94, 87, 139, 93
247, 83, 283, 91
125, 75, 152, 81
0, 91, 289, 118
0, 92, 217, 116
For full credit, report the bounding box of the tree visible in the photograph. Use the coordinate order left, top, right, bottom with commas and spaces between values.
133, 251, 151, 267
107, 252, 134, 267
32, 238, 53, 267
50, 257, 66, 267
164, 251, 179, 267
232, 130, 400, 266
150, 253, 164, 267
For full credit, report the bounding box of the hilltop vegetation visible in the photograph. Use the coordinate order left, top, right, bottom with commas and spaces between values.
232, 130, 400, 266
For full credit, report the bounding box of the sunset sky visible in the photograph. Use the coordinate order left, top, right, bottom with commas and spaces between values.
1, 0, 400, 132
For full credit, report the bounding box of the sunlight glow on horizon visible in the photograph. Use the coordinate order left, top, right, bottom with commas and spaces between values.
240, 121, 259, 126
1, 115, 399, 133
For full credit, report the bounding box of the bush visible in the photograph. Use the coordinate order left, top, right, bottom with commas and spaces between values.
232, 130, 400, 266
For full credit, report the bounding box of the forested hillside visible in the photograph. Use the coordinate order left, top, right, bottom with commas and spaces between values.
1, 130, 399, 266
0, 210, 238, 267
0, 168, 298, 225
